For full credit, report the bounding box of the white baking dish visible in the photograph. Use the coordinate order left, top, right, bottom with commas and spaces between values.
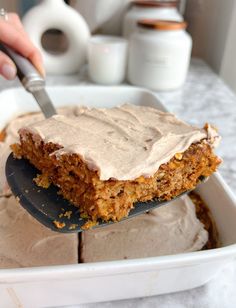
0, 86, 236, 308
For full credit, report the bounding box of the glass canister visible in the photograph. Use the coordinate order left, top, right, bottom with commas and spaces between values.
122, 0, 183, 39
127, 19, 192, 91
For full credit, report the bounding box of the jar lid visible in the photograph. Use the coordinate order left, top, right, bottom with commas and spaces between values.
137, 19, 187, 30
132, 1, 179, 8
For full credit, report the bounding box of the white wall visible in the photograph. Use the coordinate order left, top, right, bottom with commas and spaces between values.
220, 3, 236, 93
185, 0, 236, 93
0, 0, 18, 12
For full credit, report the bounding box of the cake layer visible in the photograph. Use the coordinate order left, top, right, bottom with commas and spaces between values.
19, 104, 220, 181
81, 194, 213, 262
0, 196, 78, 268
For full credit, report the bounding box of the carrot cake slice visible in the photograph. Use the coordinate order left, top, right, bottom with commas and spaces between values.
11, 104, 221, 224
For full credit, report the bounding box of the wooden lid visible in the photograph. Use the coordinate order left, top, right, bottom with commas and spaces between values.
132, 1, 179, 8
137, 19, 187, 30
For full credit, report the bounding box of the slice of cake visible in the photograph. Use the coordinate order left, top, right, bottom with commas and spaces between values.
12, 104, 221, 225
80, 193, 218, 262
0, 196, 78, 268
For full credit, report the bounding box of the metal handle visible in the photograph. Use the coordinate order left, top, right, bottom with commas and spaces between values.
0, 43, 45, 93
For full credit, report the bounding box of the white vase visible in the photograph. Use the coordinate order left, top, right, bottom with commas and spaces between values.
23, 0, 90, 75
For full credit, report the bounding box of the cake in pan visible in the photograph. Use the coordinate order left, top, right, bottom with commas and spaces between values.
11, 104, 221, 226
80, 192, 219, 262
0, 192, 218, 268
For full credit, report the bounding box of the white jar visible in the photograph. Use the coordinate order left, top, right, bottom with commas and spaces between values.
128, 20, 192, 91
123, 1, 183, 39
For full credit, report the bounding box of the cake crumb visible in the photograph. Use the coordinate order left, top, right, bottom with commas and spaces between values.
64, 211, 72, 219
10, 143, 23, 158
69, 224, 78, 230
0, 129, 6, 142
175, 153, 183, 160
80, 213, 89, 219
34, 174, 51, 188
53, 220, 66, 229
81, 220, 98, 230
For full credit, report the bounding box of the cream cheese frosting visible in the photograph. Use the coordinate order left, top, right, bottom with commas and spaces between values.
81, 195, 208, 262
0, 196, 78, 268
20, 104, 219, 181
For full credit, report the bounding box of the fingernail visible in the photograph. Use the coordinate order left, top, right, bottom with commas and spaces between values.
1, 63, 16, 80
37, 65, 46, 77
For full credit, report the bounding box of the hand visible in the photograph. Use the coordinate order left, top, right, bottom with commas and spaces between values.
0, 13, 44, 80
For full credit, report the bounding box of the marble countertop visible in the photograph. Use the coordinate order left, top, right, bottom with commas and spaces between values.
1, 58, 236, 308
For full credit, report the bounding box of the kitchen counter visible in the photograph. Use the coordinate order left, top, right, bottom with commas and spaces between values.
1, 58, 236, 308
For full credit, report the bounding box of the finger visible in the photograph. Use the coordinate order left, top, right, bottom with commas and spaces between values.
0, 50, 16, 80
7, 14, 45, 76
0, 19, 45, 76
27, 49, 45, 77
8, 13, 27, 35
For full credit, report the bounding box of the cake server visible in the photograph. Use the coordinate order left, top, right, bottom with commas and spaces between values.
0, 43, 56, 117
3, 43, 207, 233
